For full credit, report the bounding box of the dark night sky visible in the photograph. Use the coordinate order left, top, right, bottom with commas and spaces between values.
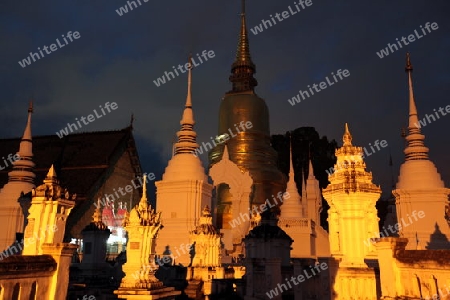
1, 0, 449, 197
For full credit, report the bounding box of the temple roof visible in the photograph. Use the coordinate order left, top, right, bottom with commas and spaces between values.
0, 127, 141, 239
0, 126, 141, 203
323, 123, 381, 195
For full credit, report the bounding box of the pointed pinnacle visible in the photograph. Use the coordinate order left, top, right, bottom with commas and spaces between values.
28, 99, 34, 113
308, 158, 314, 179
222, 144, 230, 160
343, 123, 353, 146
186, 54, 193, 108
289, 138, 294, 176
405, 52, 413, 72
47, 164, 57, 179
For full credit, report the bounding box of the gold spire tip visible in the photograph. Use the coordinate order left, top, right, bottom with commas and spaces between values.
343, 123, 352, 146
28, 99, 33, 113
405, 52, 413, 72
188, 53, 193, 67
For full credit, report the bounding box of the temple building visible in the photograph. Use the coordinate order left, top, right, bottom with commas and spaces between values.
0, 120, 143, 248
243, 208, 293, 300
0, 164, 77, 300
0, 101, 35, 252
1, 1, 450, 299
0, 104, 146, 299
278, 141, 330, 259
208, 0, 286, 261
155, 58, 213, 266
323, 124, 382, 300
115, 175, 180, 299
392, 53, 450, 250
374, 54, 450, 300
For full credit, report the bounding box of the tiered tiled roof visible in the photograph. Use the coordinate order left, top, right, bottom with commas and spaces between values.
0, 126, 141, 239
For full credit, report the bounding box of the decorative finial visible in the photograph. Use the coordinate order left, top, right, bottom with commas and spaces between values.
403, 52, 429, 161
308, 152, 315, 179
142, 174, 147, 200
406, 52, 418, 125
22, 99, 34, 143
228, 0, 258, 93
28, 99, 33, 113
222, 144, 230, 161
174, 55, 199, 155
91, 197, 105, 226
43, 164, 59, 185
137, 173, 148, 213
47, 164, 57, 179
343, 123, 352, 146
138, 174, 149, 212
8, 101, 36, 185
289, 136, 294, 177
405, 52, 413, 72
186, 54, 193, 108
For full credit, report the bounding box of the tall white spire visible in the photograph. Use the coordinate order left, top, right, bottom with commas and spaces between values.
308, 157, 315, 180
393, 53, 449, 250
403, 52, 429, 161
303, 153, 329, 258
155, 62, 212, 264
306, 151, 322, 222
174, 56, 199, 155
301, 168, 306, 199
0, 101, 37, 251
7, 101, 36, 185
161, 56, 207, 182
280, 139, 302, 219
180, 55, 193, 124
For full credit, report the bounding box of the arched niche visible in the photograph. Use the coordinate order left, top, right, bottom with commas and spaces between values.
209, 145, 253, 250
